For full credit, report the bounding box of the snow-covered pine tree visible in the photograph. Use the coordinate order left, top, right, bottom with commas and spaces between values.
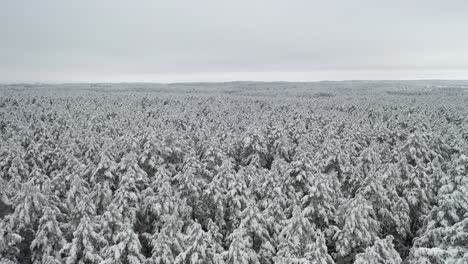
408, 154, 468, 264
9, 182, 48, 232
333, 194, 380, 261
303, 232, 335, 264
101, 222, 145, 264
139, 169, 191, 237
62, 215, 107, 264
301, 171, 341, 230
257, 159, 292, 247
0, 220, 22, 263
90, 182, 112, 215
111, 169, 141, 224
274, 206, 331, 263
89, 150, 117, 185
65, 171, 90, 221
237, 203, 274, 263
287, 154, 316, 198
146, 215, 186, 264
5, 156, 29, 193
401, 161, 432, 228
204, 157, 248, 238
174, 222, 224, 264
357, 165, 411, 242
223, 227, 259, 264
398, 133, 435, 233
354, 236, 402, 264
100, 203, 123, 243
342, 146, 381, 198
28, 165, 52, 194
174, 158, 207, 221
239, 132, 268, 168
30, 207, 65, 264
116, 152, 148, 191
174, 158, 206, 202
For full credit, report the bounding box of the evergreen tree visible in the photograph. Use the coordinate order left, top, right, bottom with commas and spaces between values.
100, 203, 123, 243
66, 172, 90, 221
301, 172, 341, 230
358, 166, 411, 240
62, 215, 107, 264
0, 220, 22, 263
237, 203, 274, 263
146, 215, 185, 264
223, 227, 259, 264
408, 155, 468, 264
174, 158, 207, 220
354, 236, 402, 264
204, 158, 248, 238
90, 182, 112, 215
101, 223, 145, 264
10, 182, 48, 232
274, 206, 322, 262
303, 233, 335, 264
30, 207, 65, 264
333, 194, 380, 260
174, 222, 224, 264
112, 171, 140, 224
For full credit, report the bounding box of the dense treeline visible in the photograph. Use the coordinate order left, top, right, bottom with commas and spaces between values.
1, 82, 468, 264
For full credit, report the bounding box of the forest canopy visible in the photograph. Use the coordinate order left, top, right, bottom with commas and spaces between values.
1, 81, 468, 264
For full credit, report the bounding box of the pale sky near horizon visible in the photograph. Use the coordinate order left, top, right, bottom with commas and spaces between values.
1, 0, 468, 83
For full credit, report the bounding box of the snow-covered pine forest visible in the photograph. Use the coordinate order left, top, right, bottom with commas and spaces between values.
1, 81, 468, 264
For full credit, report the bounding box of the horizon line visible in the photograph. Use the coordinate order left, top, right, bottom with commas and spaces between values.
2, 79, 468, 86
1, 69, 468, 85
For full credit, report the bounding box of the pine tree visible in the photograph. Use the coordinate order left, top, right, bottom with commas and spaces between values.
204, 158, 248, 238
101, 223, 145, 264
90, 182, 112, 215
139, 170, 190, 236
100, 203, 123, 243
174, 222, 224, 264
116, 152, 148, 190
303, 232, 335, 264
239, 132, 268, 168
352, 146, 381, 193
89, 151, 117, 185
174, 158, 206, 202
10, 182, 49, 232
30, 207, 65, 264
0, 220, 22, 263
357, 166, 411, 240
333, 194, 380, 260
274, 206, 321, 262
65, 172, 90, 221
6, 156, 29, 192
223, 227, 259, 264
62, 215, 107, 264
301, 172, 341, 230
258, 160, 291, 247
112, 171, 140, 224
398, 134, 435, 233
354, 236, 402, 264
287, 155, 316, 197
414, 155, 468, 247
146, 215, 185, 264
408, 155, 468, 264
237, 203, 274, 263
174, 158, 207, 221
402, 162, 432, 224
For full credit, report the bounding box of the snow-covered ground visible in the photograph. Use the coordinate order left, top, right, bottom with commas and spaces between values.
1, 80, 468, 264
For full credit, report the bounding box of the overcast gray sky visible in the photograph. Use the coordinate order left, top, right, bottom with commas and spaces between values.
1, 0, 468, 82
